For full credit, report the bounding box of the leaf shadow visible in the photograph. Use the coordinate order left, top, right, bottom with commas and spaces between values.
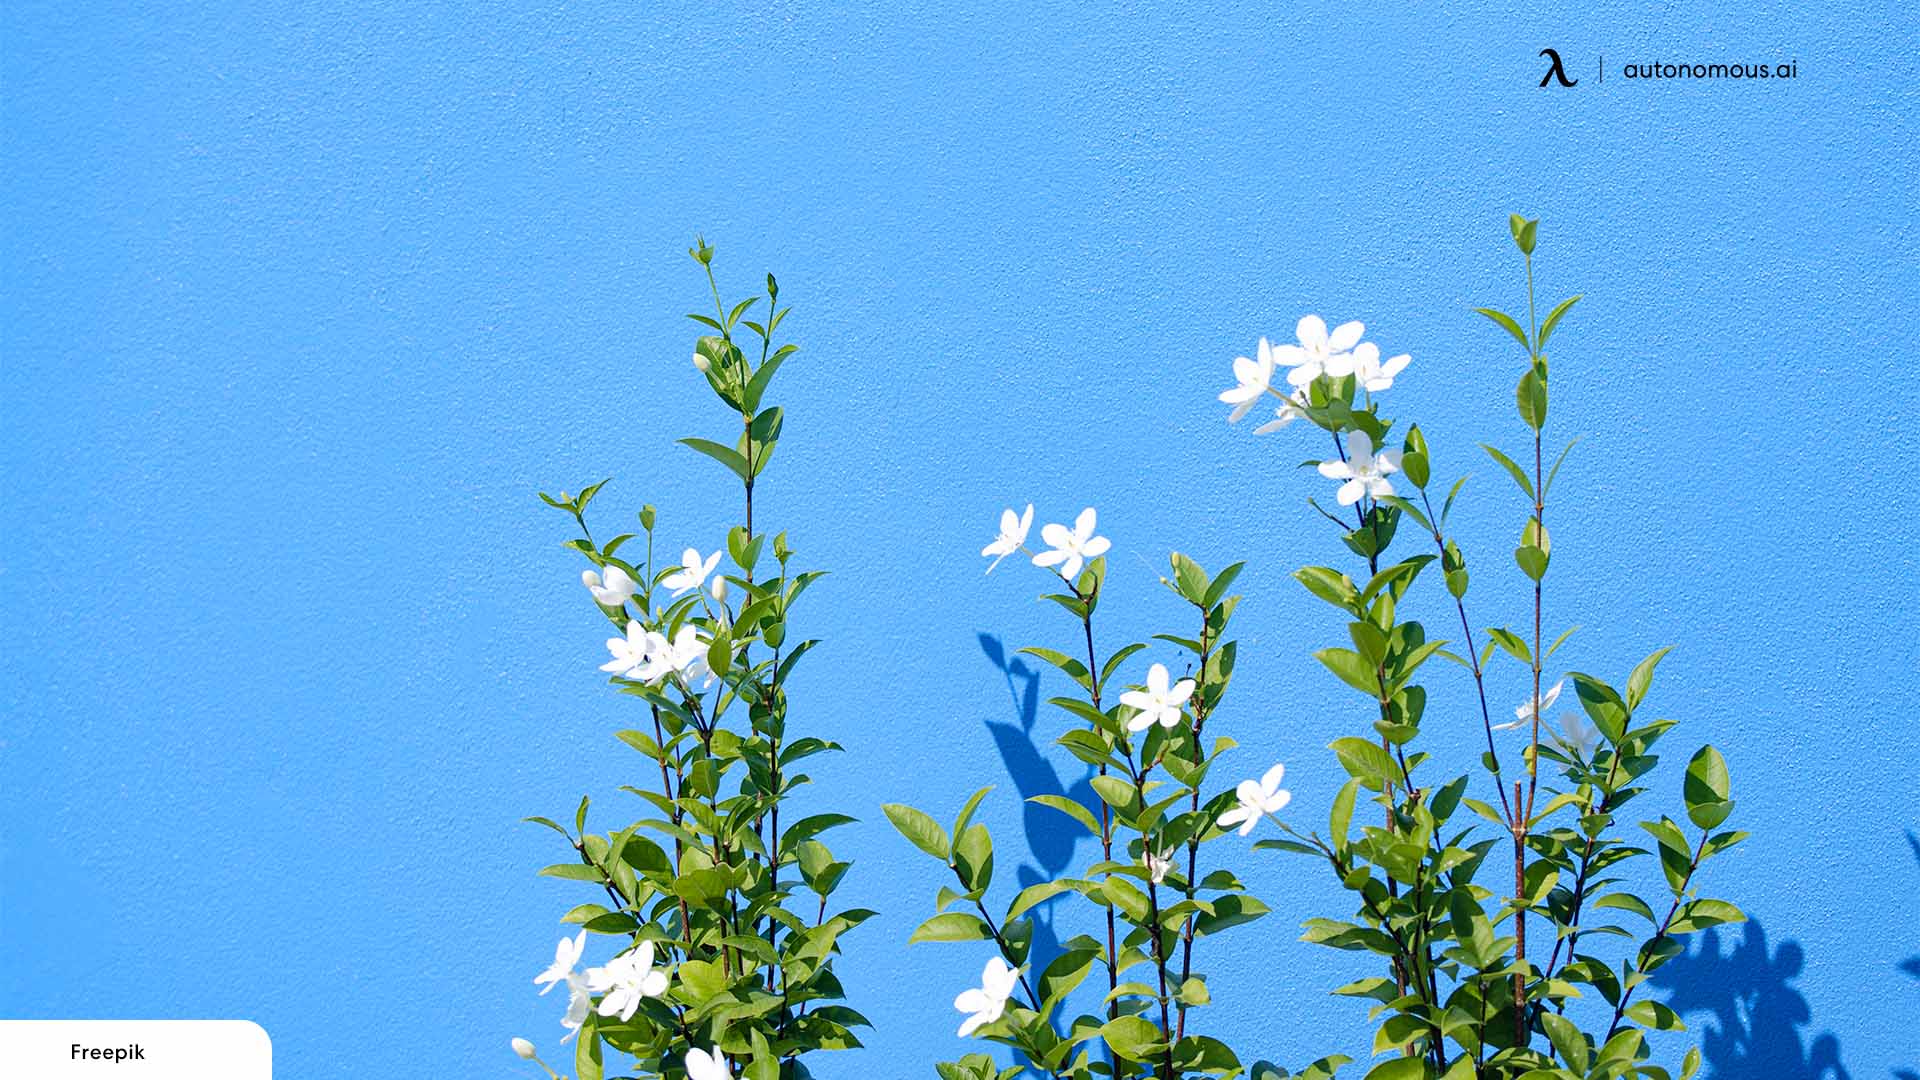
1896, 830, 1920, 1080
1648, 919, 1849, 1080
978, 632, 1099, 983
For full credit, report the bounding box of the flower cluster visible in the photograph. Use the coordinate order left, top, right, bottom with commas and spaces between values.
517, 247, 868, 1080
1203, 216, 1744, 1078
981, 504, 1111, 580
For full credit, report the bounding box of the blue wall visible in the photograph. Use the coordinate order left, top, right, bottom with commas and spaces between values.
4, 2, 1914, 1077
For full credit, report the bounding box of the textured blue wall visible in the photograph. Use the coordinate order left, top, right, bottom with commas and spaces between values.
3, 2, 1915, 1077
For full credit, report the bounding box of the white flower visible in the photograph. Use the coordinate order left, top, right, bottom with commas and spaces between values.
657, 624, 714, 688
1278, 315, 1365, 387
559, 974, 591, 1043
1121, 663, 1195, 732
1348, 342, 1411, 393
581, 564, 639, 607
1254, 387, 1311, 434
1217, 763, 1291, 836
1553, 711, 1598, 757
955, 956, 1021, 1037
586, 940, 670, 1022
534, 930, 587, 995
1316, 430, 1401, 506
685, 1047, 733, 1080
600, 621, 650, 677
1145, 850, 1175, 885
664, 548, 722, 598
1218, 338, 1277, 422
1032, 508, 1111, 581
1495, 679, 1565, 732
981, 504, 1034, 573
511, 1038, 537, 1060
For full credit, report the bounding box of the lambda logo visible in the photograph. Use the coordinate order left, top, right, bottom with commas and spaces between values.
1538, 48, 1578, 87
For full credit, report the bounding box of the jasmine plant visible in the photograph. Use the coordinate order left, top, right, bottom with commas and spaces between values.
887, 507, 1340, 1080
1212, 216, 1745, 1080
513, 240, 869, 1080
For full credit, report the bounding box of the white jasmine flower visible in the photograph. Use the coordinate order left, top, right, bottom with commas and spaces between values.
1279, 315, 1365, 387
1145, 850, 1175, 885
658, 624, 714, 688
601, 621, 651, 677
1032, 508, 1111, 581
1217, 763, 1291, 836
1316, 430, 1401, 506
582, 564, 639, 607
1553, 710, 1598, 757
1218, 338, 1278, 422
1121, 663, 1195, 732
980, 504, 1034, 573
664, 548, 722, 598
511, 1038, 537, 1060
534, 930, 587, 995
955, 956, 1022, 1037
1254, 387, 1311, 434
685, 1048, 733, 1080
1494, 679, 1565, 732
1349, 342, 1411, 393
586, 940, 670, 1022
559, 974, 591, 1042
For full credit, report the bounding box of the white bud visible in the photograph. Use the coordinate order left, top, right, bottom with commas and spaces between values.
581, 569, 599, 588
692, 351, 710, 372
511, 1038, 537, 1060
710, 576, 728, 603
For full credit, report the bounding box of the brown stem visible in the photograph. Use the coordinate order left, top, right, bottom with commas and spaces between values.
1512, 780, 1528, 1046
1175, 615, 1214, 1040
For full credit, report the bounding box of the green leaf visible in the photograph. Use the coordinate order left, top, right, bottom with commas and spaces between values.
1329, 737, 1399, 792
1626, 646, 1673, 712
679, 438, 750, 481
1517, 367, 1548, 430
1684, 745, 1733, 830
1475, 307, 1531, 351
1625, 1000, 1686, 1031
1538, 294, 1582, 350
953, 822, 994, 892
1330, 778, 1359, 851
1295, 567, 1360, 612
1029, 794, 1102, 836
909, 912, 993, 944
1509, 213, 1538, 256
1479, 444, 1535, 500
1361, 1057, 1428, 1080
1007, 879, 1081, 922
1315, 648, 1380, 695
575, 1013, 603, 1080
883, 803, 951, 861
1592, 892, 1657, 924
1485, 627, 1531, 664
1540, 1011, 1589, 1073
1098, 1015, 1165, 1062
952, 786, 994, 841
1669, 899, 1745, 933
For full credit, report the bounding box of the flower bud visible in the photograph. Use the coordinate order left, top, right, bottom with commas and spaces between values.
710, 576, 728, 603
692, 352, 710, 372
512, 1038, 537, 1060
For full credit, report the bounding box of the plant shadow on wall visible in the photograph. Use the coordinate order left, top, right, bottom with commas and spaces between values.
1894, 830, 1920, 1080
978, 632, 1099, 982
1647, 921, 1849, 1080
